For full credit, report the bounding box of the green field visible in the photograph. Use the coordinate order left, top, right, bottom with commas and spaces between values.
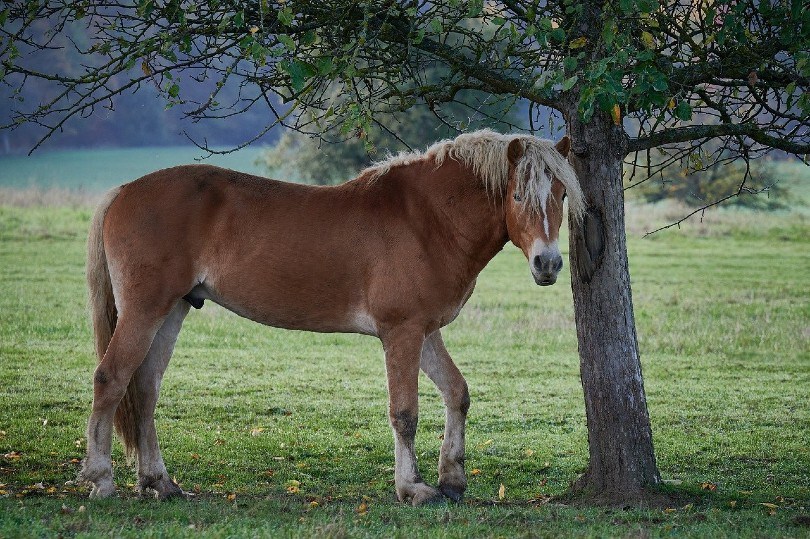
0, 156, 808, 537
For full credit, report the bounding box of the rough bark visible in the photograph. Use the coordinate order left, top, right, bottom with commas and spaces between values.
564, 111, 663, 506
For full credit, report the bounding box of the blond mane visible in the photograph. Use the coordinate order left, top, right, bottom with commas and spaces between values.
365, 129, 585, 223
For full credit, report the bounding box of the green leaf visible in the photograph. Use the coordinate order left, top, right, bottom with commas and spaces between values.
601, 20, 616, 47
563, 56, 578, 72
674, 101, 692, 120
637, 0, 657, 14
282, 59, 316, 92
0, 9, 8, 26
278, 6, 293, 26
168, 83, 180, 98
467, 0, 484, 17
562, 75, 579, 91
550, 27, 565, 42
233, 10, 244, 28
301, 30, 317, 46
316, 56, 334, 76
492, 16, 505, 26
278, 34, 295, 51
429, 18, 443, 33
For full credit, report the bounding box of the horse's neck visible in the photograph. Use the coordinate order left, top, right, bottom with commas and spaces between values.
411, 160, 509, 277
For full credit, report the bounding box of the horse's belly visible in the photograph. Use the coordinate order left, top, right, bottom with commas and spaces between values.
192, 281, 377, 336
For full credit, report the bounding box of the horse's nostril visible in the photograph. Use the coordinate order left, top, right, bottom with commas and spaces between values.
534, 252, 562, 273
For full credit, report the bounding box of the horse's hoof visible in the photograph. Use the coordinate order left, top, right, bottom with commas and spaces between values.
138, 478, 185, 500
409, 484, 444, 506
439, 482, 465, 503
157, 484, 186, 501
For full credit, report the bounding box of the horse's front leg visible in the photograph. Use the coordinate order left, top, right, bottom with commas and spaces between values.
420, 330, 469, 502
381, 326, 442, 506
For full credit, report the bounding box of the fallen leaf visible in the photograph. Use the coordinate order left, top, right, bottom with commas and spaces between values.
760, 502, 778, 509
226, 493, 236, 501
60, 504, 74, 514
664, 508, 676, 513
729, 500, 737, 508
285, 480, 300, 494
3, 451, 21, 460
309, 500, 319, 508
498, 483, 505, 500
250, 427, 265, 436
477, 439, 493, 449
524, 449, 534, 457
471, 469, 481, 476
355, 501, 368, 515
701, 482, 717, 491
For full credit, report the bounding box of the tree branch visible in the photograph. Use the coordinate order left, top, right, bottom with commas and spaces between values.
628, 123, 810, 155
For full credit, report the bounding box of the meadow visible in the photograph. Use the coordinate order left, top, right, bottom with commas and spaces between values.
0, 151, 808, 537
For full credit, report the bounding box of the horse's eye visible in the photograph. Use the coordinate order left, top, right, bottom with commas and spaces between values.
513, 192, 522, 202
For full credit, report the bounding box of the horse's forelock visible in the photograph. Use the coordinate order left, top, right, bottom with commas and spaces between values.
366, 129, 585, 223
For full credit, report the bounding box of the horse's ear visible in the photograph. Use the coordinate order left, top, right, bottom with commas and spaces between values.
555, 136, 571, 157
507, 139, 525, 166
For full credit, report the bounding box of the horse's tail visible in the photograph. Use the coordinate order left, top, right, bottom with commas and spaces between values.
87, 187, 139, 458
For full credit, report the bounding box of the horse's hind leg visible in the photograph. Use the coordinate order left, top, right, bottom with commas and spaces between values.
420, 330, 470, 502
80, 308, 169, 498
134, 301, 190, 499
381, 325, 442, 506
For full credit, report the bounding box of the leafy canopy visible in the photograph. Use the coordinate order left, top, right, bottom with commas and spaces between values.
1, 0, 808, 165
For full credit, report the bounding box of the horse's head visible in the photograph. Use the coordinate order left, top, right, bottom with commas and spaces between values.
504, 136, 576, 286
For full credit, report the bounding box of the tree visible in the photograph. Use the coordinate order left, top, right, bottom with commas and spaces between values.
2, 0, 807, 506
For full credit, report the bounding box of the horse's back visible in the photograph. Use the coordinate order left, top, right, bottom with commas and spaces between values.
103, 165, 380, 332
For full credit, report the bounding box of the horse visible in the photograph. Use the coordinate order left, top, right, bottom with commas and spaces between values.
79, 129, 585, 505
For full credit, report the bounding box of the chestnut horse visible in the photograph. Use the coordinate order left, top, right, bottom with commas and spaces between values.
79, 129, 584, 505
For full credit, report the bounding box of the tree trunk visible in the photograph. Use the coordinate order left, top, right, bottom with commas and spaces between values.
564, 112, 662, 506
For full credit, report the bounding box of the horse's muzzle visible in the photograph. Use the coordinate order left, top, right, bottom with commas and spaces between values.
532, 252, 563, 286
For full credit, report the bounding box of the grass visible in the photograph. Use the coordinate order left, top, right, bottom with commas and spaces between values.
0, 190, 809, 537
